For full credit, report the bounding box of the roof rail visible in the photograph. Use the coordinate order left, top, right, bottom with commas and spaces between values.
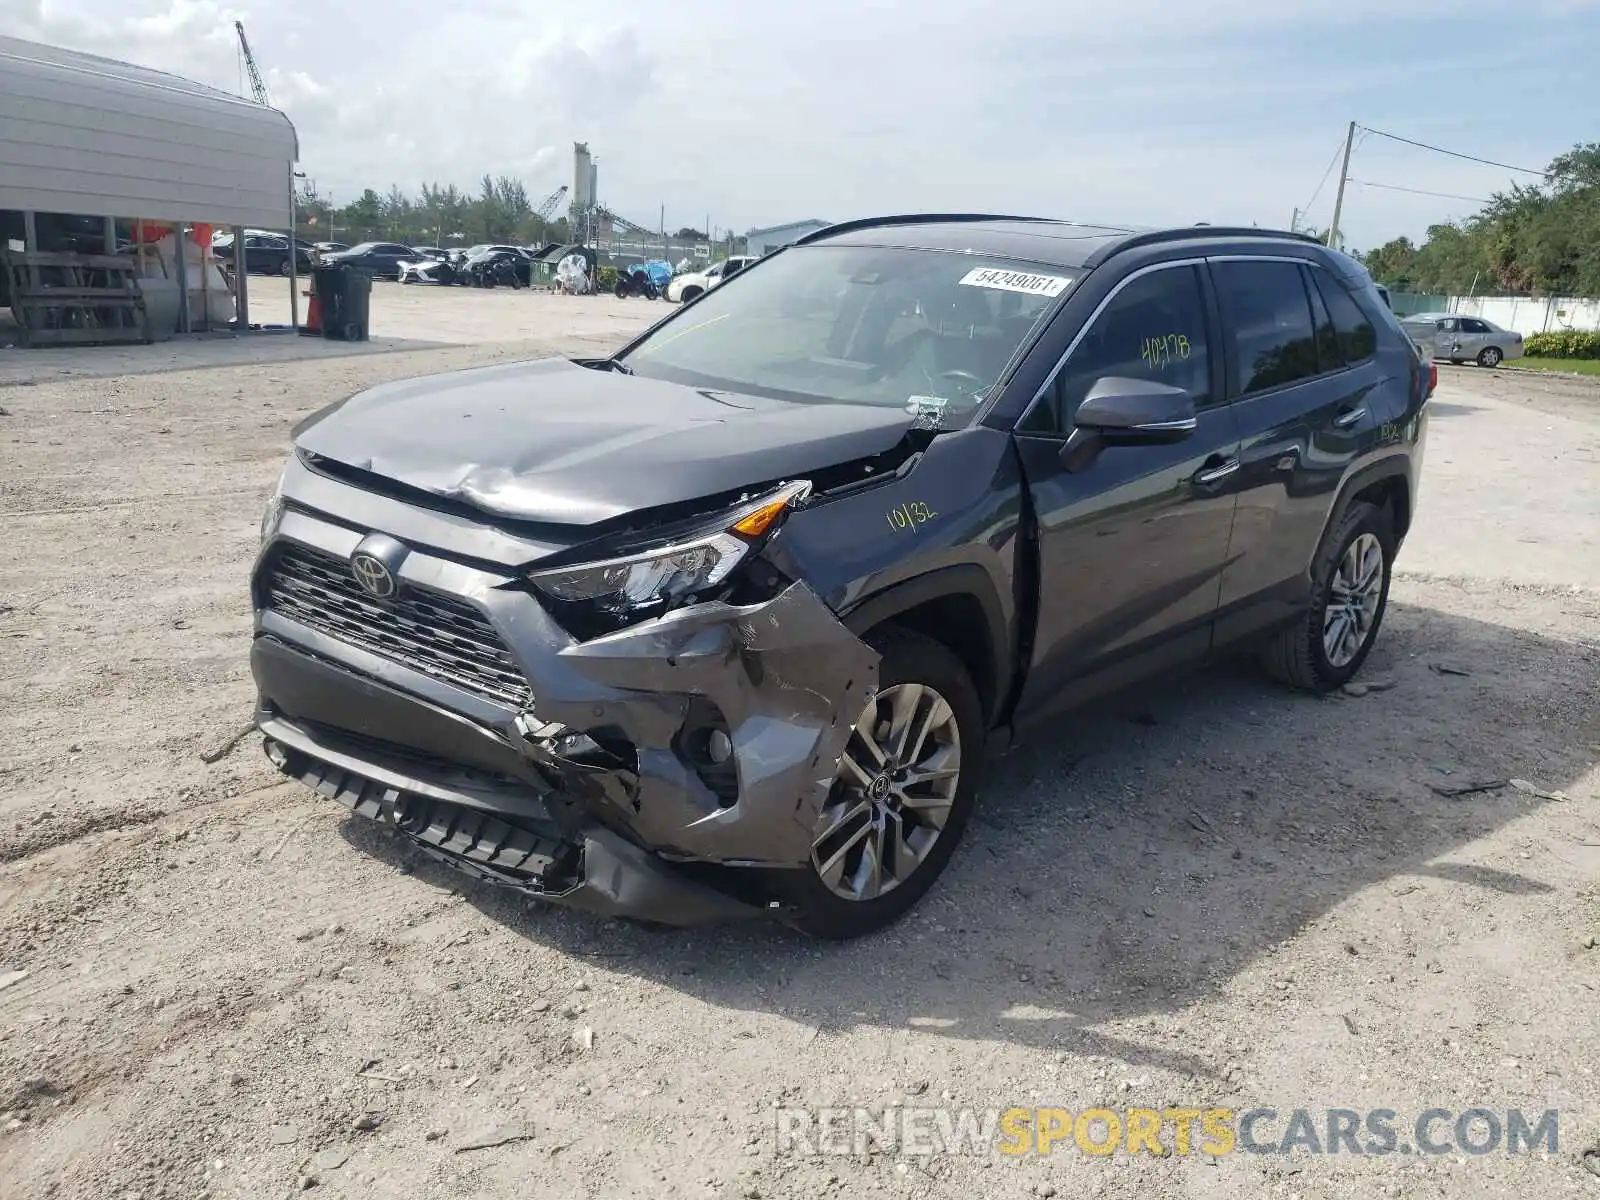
1084, 226, 1322, 268
792, 213, 1061, 247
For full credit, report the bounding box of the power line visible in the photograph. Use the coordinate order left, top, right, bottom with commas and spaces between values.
1349, 179, 1492, 204
1356, 126, 1551, 179
1301, 135, 1349, 218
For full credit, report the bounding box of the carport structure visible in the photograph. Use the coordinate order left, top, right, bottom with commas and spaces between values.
0, 34, 300, 338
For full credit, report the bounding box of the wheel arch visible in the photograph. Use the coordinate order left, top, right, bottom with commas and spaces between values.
840, 565, 1011, 729
1316, 455, 1412, 568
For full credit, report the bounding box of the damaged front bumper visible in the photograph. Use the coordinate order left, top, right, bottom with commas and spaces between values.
251, 501, 878, 926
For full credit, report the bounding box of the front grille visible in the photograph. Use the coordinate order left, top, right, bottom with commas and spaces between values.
263, 543, 532, 706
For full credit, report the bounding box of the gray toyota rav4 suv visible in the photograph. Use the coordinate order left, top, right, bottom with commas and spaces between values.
252, 215, 1430, 938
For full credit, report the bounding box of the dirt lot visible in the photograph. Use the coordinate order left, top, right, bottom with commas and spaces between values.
1, 302, 1597, 1200
0, 282, 664, 388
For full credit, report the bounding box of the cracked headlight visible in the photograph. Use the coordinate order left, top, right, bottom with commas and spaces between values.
259, 467, 286, 545
529, 481, 809, 613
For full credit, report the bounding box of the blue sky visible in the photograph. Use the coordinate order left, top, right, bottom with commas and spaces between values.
5, 0, 1598, 251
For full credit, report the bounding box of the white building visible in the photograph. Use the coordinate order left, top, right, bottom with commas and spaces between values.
745, 219, 831, 256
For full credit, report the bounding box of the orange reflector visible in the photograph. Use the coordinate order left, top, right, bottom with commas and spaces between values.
731, 496, 792, 538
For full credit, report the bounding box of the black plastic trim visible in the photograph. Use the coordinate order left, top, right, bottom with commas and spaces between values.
839, 564, 1011, 726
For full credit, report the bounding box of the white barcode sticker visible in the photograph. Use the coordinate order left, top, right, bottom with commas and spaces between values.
957, 267, 1072, 297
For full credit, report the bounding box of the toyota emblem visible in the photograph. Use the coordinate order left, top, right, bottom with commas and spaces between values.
350, 552, 396, 598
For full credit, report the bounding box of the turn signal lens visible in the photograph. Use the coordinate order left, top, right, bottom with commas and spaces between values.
732, 496, 792, 538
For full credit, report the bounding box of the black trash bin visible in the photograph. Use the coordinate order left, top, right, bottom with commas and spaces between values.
315, 264, 370, 341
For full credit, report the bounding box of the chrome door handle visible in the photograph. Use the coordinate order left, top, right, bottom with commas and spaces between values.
1333, 406, 1367, 429
1193, 458, 1240, 486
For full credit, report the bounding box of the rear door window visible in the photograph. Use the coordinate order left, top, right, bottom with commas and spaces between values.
1309, 268, 1377, 368
1212, 259, 1320, 396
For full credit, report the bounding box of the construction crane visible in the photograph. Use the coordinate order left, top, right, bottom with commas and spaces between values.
235, 21, 270, 107
534, 185, 569, 223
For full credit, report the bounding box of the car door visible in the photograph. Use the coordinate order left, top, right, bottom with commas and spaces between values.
1435, 317, 1466, 361
1010, 260, 1242, 717
1212, 257, 1386, 642
1460, 318, 1495, 357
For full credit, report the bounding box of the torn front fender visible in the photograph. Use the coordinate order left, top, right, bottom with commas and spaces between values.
529, 582, 879, 868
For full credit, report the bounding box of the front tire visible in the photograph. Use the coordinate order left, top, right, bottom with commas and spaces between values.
775, 628, 984, 940
1261, 500, 1393, 691
1477, 346, 1503, 367
680, 286, 702, 303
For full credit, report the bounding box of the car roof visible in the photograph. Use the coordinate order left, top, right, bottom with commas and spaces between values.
794, 213, 1324, 271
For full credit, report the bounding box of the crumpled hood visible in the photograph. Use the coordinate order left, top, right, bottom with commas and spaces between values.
294, 358, 917, 526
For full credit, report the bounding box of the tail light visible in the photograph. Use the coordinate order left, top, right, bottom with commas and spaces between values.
1427, 362, 1438, 398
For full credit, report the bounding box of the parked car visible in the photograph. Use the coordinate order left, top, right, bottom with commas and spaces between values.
1400, 312, 1523, 367
213, 233, 313, 277
665, 254, 758, 303
312, 242, 350, 256
251, 215, 1429, 939
396, 255, 459, 286
320, 242, 419, 280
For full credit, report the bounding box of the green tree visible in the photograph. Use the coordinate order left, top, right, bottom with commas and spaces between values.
1363, 142, 1600, 297
342, 188, 383, 240
382, 185, 413, 240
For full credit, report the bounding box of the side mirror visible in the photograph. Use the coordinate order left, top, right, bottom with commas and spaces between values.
1074, 377, 1197, 445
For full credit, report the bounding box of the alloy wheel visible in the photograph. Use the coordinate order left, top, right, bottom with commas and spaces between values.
1323, 532, 1384, 668
1481, 346, 1502, 367
809, 683, 962, 902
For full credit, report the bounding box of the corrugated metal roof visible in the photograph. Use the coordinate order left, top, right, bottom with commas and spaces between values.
746, 219, 830, 238
0, 35, 299, 230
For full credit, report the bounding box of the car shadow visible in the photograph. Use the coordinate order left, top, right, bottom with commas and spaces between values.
1421, 401, 1484, 419
337, 600, 1596, 1081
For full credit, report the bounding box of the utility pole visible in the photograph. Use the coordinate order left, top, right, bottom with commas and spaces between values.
1327, 120, 1356, 252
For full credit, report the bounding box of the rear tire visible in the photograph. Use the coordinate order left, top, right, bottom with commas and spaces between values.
1477, 346, 1503, 367
773, 628, 984, 940
1261, 500, 1394, 692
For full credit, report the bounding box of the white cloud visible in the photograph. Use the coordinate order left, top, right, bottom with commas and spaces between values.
2, 0, 1593, 248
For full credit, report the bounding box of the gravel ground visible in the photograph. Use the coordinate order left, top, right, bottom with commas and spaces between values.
1, 320, 1597, 1200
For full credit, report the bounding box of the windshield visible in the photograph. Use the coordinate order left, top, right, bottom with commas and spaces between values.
620, 245, 1074, 419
